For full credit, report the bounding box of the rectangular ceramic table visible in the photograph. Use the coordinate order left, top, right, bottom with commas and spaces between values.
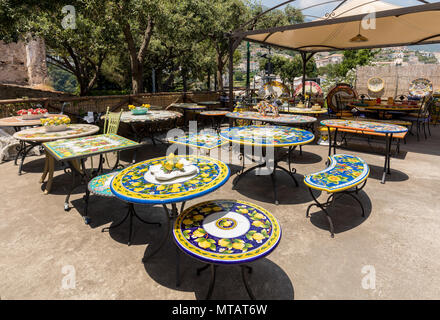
43, 134, 140, 223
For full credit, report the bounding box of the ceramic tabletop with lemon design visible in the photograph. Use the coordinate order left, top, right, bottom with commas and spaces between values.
173, 200, 281, 264
220, 125, 315, 148
13, 123, 99, 142
110, 154, 230, 205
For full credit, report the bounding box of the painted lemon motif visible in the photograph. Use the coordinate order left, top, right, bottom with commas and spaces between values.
201, 207, 212, 213
232, 241, 245, 250
253, 213, 264, 219
252, 220, 265, 228
198, 240, 211, 249
182, 219, 193, 225
192, 229, 205, 238
218, 239, 230, 247
201, 173, 209, 178
156, 185, 166, 191
238, 208, 248, 214
213, 206, 222, 211
252, 233, 265, 242
193, 214, 204, 221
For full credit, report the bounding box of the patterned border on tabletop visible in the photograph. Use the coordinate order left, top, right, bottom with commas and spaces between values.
43, 134, 139, 161
220, 125, 315, 147
173, 199, 281, 264
110, 155, 230, 204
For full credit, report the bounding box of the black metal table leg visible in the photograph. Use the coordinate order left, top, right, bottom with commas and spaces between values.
102, 203, 161, 246
241, 265, 256, 300
381, 133, 393, 184
205, 265, 217, 300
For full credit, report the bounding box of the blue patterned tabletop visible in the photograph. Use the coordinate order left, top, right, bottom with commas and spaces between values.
88, 171, 121, 197
110, 155, 230, 204
226, 111, 316, 124
168, 132, 228, 150
220, 125, 315, 147
173, 200, 281, 265
304, 154, 370, 193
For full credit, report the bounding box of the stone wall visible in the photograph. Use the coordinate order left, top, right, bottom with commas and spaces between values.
0, 38, 48, 87
0, 84, 72, 100
355, 64, 440, 98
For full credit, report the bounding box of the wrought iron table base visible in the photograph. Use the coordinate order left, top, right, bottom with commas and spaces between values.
14, 141, 42, 175
197, 264, 255, 300
306, 181, 367, 238
102, 203, 161, 246
233, 147, 299, 205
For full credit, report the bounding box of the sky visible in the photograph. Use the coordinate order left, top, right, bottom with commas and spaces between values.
260, 0, 440, 20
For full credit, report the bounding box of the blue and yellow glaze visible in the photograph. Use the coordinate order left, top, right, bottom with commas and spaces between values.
220, 125, 315, 147
304, 154, 370, 193
110, 155, 230, 204
173, 200, 281, 265
168, 132, 228, 150
88, 171, 121, 197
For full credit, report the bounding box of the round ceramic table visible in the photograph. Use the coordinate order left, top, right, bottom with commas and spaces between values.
103, 110, 182, 145
199, 110, 229, 132
173, 199, 281, 299
226, 111, 316, 128
0, 114, 64, 131
12, 124, 99, 177
110, 154, 230, 268
321, 119, 408, 184
171, 104, 207, 127
278, 106, 328, 116
220, 125, 315, 204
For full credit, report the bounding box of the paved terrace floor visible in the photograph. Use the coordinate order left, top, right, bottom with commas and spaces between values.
1, 125, 439, 300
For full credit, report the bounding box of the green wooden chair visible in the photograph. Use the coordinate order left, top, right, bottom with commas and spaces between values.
103, 107, 123, 135
103, 107, 123, 169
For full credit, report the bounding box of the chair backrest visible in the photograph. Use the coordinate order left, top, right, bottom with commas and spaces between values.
103, 107, 123, 134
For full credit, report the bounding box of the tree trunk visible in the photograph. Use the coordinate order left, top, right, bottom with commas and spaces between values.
131, 61, 143, 94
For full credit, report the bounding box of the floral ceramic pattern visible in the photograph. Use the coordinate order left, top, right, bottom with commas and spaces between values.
43, 134, 139, 161
168, 132, 228, 150
110, 155, 230, 204
226, 111, 316, 124
304, 154, 370, 193
173, 200, 281, 264
116, 110, 182, 123
13, 124, 99, 142
88, 171, 121, 197
220, 125, 315, 147
321, 119, 408, 134
278, 107, 328, 114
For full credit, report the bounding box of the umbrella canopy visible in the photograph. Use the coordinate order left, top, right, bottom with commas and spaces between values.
235, 1, 440, 53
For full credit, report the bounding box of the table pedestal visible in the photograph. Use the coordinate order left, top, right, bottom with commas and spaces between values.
233, 146, 299, 205
102, 203, 161, 246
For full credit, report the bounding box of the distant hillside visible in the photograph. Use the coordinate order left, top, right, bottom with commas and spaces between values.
408, 44, 440, 52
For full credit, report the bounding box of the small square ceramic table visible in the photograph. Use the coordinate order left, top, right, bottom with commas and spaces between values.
43, 134, 140, 223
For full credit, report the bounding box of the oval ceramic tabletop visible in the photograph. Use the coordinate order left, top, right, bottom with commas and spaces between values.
226, 111, 316, 125
172, 103, 207, 110
110, 155, 230, 205
200, 111, 229, 116
105, 110, 182, 123
321, 119, 408, 134
13, 124, 100, 142
220, 125, 315, 147
173, 199, 281, 265
0, 114, 64, 127
279, 107, 328, 114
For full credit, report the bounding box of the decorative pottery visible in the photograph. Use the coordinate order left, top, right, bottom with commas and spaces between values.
131, 107, 149, 115
409, 78, 433, 98
145, 159, 199, 183
258, 81, 290, 98
44, 124, 68, 132
21, 113, 45, 120
294, 81, 323, 96
367, 77, 385, 93
326, 84, 358, 113
312, 104, 322, 111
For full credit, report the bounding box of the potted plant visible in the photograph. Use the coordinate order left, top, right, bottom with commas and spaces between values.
17, 107, 48, 120
41, 116, 71, 132
128, 104, 150, 115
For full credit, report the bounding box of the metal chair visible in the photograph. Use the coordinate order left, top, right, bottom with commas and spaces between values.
401, 96, 433, 140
